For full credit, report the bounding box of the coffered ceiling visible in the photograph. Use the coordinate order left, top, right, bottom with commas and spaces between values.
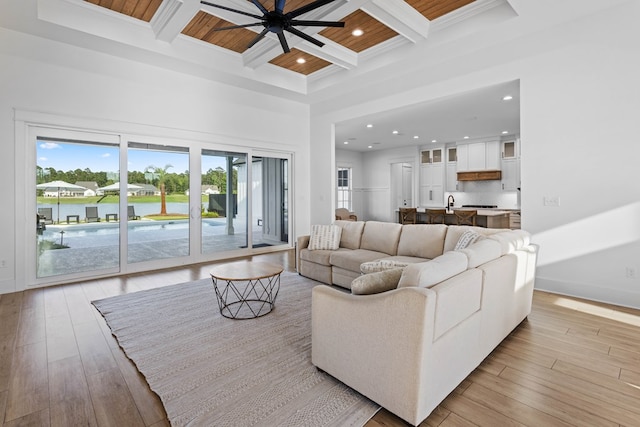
77, 0, 496, 82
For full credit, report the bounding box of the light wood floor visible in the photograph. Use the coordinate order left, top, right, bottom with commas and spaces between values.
1, 250, 639, 427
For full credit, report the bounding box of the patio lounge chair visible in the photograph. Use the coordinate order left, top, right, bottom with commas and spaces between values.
85, 206, 101, 222
37, 207, 53, 224
128, 205, 140, 220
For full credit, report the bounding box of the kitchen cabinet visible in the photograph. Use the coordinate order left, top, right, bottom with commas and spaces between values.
501, 139, 520, 191
445, 147, 458, 192
420, 148, 444, 206
457, 141, 500, 171
501, 158, 519, 191
502, 140, 517, 159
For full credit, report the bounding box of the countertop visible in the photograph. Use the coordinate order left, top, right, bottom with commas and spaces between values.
415, 208, 513, 216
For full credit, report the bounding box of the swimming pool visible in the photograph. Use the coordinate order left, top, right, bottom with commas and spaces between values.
40, 219, 228, 248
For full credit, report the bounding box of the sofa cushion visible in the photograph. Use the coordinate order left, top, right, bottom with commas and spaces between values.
443, 225, 501, 253
397, 251, 469, 289
397, 224, 447, 259
487, 230, 531, 255
360, 221, 403, 255
308, 224, 342, 250
377, 255, 430, 264
351, 268, 403, 295
334, 220, 365, 249
360, 259, 410, 274
454, 230, 483, 250
330, 249, 388, 272
300, 247, 349, 265
458, 239, 502, 268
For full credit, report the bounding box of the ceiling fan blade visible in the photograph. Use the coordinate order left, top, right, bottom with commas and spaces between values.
275, 0, 286, 14
288, 0, 337, 19
247, 28, 269, 49
290, 20, 344, 27
250, 0, 268, 14
277, 32, 290, 53
200, 1, 263, 20
286, 27, 324, 48
212, 22, 264, 31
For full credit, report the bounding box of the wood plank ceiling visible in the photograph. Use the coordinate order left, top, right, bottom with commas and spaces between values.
84, 0, 476, 75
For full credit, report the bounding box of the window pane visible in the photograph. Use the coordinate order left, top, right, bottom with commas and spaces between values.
127, 143, 189, 263
36, 138, 119, 278
201, 150, 247, 253
251, 156, 289, 247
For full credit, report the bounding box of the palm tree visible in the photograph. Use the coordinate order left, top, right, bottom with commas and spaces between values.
145, 164, 173, 215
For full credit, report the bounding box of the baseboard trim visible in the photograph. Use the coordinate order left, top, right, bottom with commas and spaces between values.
535, 276, 640, 310
0, 278, 16, 295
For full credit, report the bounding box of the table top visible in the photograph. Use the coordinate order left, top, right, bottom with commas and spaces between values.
210, 261, 284, 281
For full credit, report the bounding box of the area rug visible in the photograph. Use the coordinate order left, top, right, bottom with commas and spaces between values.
92, 272, 380, 427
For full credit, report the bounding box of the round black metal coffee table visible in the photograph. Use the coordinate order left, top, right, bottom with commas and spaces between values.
210, 261, 283, 319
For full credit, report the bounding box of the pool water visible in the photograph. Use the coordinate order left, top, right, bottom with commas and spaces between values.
40, 219, 227, 249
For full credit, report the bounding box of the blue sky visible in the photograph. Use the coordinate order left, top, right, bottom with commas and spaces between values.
37, 140, 224, 174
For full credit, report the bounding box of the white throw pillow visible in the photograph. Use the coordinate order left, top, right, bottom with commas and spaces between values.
454, 230, 483, 251
351, 268, 403, 295
308, 224, 342, 251
360, 259, 409, 274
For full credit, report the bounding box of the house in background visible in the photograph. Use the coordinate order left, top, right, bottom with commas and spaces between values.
75, 181, 99, 197
131, 184, 160, 196
1, 0, 639, 310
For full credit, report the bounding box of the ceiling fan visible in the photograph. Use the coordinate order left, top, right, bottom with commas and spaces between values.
200, 0, 345, 54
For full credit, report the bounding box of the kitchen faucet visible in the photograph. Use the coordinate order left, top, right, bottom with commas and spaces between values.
447, 195, 455, 211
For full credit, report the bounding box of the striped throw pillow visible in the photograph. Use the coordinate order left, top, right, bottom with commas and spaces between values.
308, 225, 342, 251
454, 230, 482, 251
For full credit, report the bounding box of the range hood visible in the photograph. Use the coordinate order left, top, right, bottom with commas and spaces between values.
457, 170, 502, 181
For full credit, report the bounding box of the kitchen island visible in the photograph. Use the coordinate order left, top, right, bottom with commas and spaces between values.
398, 208, 512, 229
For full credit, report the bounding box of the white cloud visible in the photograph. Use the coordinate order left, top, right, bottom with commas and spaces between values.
39, 157, 48, 162
101, 153, 111, 158
39, 142, 60, 149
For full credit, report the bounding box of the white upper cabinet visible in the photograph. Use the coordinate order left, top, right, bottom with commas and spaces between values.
445, 146, 458, 192
457, 140, 500, 171
501, 140, 517, 159
420, 147, 444, 206
456, 144, 468, 171
500, 139, 520, 191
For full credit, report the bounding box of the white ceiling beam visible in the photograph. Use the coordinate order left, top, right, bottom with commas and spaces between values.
362, 0, 430, 43
152, 0, 202, 43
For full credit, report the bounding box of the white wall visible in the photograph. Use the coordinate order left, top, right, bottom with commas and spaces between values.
310, 1, 640, 308
0, 28, 310, 294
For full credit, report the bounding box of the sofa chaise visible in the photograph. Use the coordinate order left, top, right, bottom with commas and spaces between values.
296, 220, 538, 426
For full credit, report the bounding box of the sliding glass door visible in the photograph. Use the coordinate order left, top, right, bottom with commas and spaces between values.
127, 142, 190, 264
36, 136, 120, 278
251, 154, 290, 247
201, 150, 248, 253
28, 123, 293, 286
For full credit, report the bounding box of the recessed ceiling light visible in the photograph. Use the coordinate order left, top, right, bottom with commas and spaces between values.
431, 139, 437, 143
392, 130, 399, 135
352, 29, 364, 37
368, 145, 373, 149
296, 58, 306, 64
413, 135, 419, 139
343, 141, 349, 144
503, 95, 513, 101
463, 136, 470, 139
502, 131, 509, 134
366, 124, 373, 128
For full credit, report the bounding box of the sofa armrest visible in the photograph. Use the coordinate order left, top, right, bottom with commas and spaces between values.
296, 235, 310, 272
311, 285, 436, 425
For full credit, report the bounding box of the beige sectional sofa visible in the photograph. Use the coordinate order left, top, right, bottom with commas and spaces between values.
297, 220, 538, 426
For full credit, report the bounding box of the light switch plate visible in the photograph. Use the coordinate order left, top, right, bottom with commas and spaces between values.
544, 196, 560, 207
